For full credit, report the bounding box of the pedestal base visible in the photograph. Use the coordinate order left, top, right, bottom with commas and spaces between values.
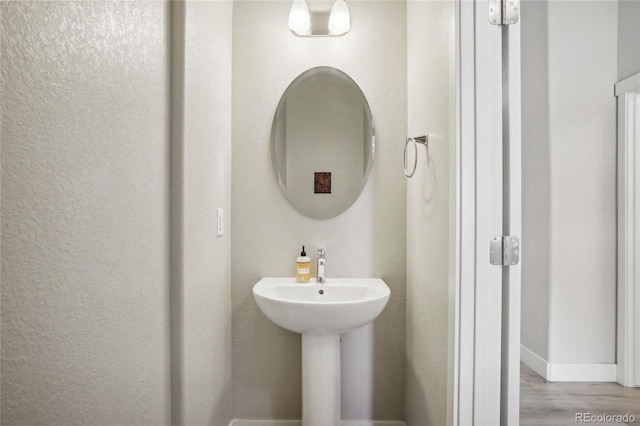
301, 333, 341, 426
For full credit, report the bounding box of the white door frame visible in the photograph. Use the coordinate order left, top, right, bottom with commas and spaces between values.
449, 0, 477, 423
501, 13, 522, 426
450, 0, 521, 424
616, 72, 640, 388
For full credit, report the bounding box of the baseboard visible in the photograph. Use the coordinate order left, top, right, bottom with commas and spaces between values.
520, 345, 548, 378
547, 363, 617, 382
341, 423, 406, 426
230, 421, 301, 426
229, 420, 406, 426
520, 345, 617, 382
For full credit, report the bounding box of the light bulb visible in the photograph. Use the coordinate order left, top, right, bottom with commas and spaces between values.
328, 0, 350, 35
288, 0, 310, 34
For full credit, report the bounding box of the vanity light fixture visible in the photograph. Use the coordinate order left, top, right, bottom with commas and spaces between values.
328, 0, 350, 35
288, 0, 311, 34
288, 0, 350, 36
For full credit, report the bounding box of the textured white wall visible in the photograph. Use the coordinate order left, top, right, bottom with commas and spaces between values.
1, 2, 170, 424
171, 2, 233, 425
521, 1, 618, 365
231, 1, 407, 421
405, 1, 454, 425
618, 0, 640, 81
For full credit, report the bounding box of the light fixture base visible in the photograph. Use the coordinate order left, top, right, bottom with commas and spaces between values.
289, 0, 351, 37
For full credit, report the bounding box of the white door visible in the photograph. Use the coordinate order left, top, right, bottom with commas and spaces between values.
454, 0, 521, 424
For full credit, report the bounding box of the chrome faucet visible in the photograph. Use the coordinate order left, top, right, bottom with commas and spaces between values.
317, 249, 326, 283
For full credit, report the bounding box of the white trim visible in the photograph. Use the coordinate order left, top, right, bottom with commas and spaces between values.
520, 345, 548, 380
547, 364, 617, 382
447, 1, 462, 425
338, 423, 406, 426
229, 421, 406, 426
472, 0, 504, 424
456, 1, 508, 424
455, 1, 525, 423
230, 422, 301, 426
520, 346, 617, 382
502, 15, 522, 426
614, 71, 640, 96
616, 86, 640, 387
455, 0, 478, 424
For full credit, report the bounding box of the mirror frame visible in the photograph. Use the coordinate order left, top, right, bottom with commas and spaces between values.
270, 66, 375, 219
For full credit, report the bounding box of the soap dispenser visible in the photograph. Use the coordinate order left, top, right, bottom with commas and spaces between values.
296, 246, 311, 283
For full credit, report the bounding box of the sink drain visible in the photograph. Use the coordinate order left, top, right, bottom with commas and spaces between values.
319, 289, 324, 295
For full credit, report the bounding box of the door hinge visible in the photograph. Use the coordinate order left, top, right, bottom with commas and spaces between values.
489, 0, 519, 26
490, 236, 520, 266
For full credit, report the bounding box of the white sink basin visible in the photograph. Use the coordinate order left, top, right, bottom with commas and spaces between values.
253, 277, 390, 334
253, 277, 390, 426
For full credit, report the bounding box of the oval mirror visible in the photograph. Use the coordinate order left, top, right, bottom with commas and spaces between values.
271, 66, 375, 219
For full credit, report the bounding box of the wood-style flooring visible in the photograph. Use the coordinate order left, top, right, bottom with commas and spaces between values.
520, 363, 640, 425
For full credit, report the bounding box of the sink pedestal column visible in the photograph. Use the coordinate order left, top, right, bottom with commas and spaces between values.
301, 333, 341, 426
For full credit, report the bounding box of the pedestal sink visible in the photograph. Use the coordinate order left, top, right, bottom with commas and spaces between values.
253, 277, 390, 426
